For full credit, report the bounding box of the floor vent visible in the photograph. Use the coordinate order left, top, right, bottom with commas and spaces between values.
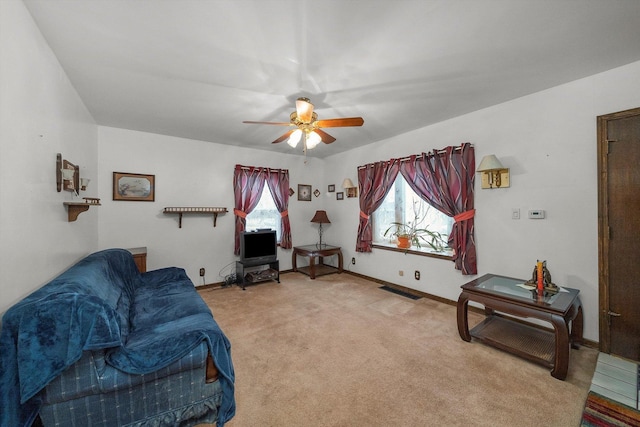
379, 285, 421, 300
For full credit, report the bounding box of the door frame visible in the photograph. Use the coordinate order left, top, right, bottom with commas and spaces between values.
597, 106, 640, 353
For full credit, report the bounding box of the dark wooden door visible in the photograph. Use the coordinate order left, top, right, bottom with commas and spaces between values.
598, 107, 640, 362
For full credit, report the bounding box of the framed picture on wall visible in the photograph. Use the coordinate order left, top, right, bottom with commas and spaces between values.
298, 184, 312, 201
328, 184, 335, 192
113, 172, 155, 201
336, 192, 344, 200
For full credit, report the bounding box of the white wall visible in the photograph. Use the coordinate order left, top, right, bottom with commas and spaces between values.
97, 126, 325, 286
0, 0, 98, 316
323, 59, 640, 342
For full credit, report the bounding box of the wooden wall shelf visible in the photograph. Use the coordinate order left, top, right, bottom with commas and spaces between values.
163, 207, 228, 228
63, 199, 101, 222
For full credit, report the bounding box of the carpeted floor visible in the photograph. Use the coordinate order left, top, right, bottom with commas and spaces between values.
199, 272, 599, 426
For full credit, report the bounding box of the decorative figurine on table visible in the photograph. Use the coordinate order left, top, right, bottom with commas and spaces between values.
525, 260, 559, 295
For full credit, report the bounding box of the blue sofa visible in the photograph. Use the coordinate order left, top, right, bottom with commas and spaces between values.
0, 249, 235, 427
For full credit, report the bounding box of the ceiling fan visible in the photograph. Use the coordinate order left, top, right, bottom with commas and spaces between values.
243, 97, 364, 151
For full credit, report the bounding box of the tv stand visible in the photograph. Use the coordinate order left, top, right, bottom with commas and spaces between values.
236, 259, 279, 290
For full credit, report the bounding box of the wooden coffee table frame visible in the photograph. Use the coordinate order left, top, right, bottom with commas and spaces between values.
457, 274, 583, 380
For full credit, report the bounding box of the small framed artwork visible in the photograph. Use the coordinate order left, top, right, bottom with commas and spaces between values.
113, 172, 155, 201
336, 192, 344, 200
328, 184, 335, 193
313, 189, 321, 198
289, 187, 295, 197
298, 184, 312, 201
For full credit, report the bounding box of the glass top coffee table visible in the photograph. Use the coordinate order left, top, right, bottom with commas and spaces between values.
457, 273, 583, 380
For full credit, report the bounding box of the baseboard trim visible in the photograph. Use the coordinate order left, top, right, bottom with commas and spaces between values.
345, 271, 453, 306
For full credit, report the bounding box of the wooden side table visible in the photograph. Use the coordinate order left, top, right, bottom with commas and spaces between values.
292, 245, 343, 279
457, 273, 583, 380
127, 247, 147, 273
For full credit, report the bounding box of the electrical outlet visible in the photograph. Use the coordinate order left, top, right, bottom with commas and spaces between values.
399, 270, 404, 277
414, 270, 420, 280
512, 208, 520, 220
199, 268, 205, 277
351, 257, 356, 265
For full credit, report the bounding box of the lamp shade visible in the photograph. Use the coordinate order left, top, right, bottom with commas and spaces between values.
342, 178, 355, 189
310, 210, 331, 224
287, 129, 302, 148
305, 131, 321, 149
477, 155, 505, 172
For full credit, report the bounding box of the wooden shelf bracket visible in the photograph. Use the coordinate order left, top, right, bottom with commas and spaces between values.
63, 199, 101, 222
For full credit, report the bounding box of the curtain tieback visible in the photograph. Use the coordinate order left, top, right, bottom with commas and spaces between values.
280, 210, 288, 218
359, 211, 369, 220
454, 209, 475, 222
233, 209, 247, 218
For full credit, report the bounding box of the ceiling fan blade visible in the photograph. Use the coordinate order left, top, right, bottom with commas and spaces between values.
296, 97, 314, 123
272, 130, 295, 144
315, 117, 364, 128
315, 129, 336, 144
243, 121, 292, 126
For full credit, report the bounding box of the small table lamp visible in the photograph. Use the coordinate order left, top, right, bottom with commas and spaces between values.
310, 210, 331, 248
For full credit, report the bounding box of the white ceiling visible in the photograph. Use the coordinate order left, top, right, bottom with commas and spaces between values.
23, 0, 640, 158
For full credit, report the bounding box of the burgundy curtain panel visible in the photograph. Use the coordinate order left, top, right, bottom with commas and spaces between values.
355, 159, 400, 252
233, 165, 266, 254
399, 143, 476, 275
265, 169, 292, 249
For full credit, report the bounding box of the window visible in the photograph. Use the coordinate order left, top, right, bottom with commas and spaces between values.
372, 175, 453, 254
245, 186, 281, 241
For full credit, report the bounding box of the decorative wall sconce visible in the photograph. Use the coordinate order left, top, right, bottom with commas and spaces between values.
56, 153, 100, 221
80, 178, 90, 191
342, 178, 358, 198
56, 153, 79, 193
477, 155, 510, 189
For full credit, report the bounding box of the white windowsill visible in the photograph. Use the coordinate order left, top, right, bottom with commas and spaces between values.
372, 242, 454, 260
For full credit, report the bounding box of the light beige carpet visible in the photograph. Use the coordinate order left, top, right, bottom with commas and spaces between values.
199, 272, 598, 427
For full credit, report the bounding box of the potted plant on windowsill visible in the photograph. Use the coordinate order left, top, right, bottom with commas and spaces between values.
383, 202, 447, 252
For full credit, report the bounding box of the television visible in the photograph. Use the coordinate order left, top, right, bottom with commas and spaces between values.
240, 229, 278, 264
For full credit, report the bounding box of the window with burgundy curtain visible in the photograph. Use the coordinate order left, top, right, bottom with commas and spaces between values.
398, 143, 476, 275
355, 159, 400, 252
233, 165, 292, 254
356, 143, 476, 275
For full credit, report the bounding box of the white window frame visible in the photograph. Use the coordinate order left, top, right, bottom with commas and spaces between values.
245, 186, 282, 242
371, 175, 454, 258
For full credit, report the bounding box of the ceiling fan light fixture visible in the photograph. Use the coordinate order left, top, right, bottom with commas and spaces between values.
306, 131, 321, 149
243, 97, 364, 150
288, 129, 302, 147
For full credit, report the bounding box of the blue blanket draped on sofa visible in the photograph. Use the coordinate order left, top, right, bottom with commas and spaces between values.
0, 249, 235, 427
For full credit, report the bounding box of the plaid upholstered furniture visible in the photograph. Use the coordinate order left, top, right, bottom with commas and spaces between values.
0, 249, 235, 427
